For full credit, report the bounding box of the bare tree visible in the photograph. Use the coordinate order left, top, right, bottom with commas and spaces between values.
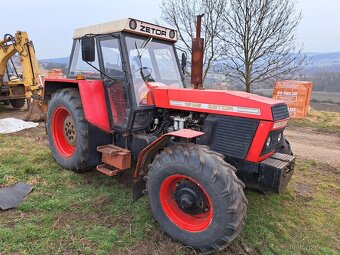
221, 0, 307, 92
160, 0, 227, 82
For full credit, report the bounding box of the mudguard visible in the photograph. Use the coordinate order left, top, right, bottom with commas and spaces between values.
44, 78, 110, 132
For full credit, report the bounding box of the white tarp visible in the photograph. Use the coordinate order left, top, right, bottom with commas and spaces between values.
0, 118, 39, 134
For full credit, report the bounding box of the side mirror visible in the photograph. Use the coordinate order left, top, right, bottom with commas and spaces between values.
81, 35, 95, 62
181, 52, 187, 72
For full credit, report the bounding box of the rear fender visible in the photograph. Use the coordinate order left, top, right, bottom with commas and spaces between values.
44, 79, 110, 132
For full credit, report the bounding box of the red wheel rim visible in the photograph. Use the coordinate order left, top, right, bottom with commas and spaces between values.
159, 174, 213, 232
52, 107, 76, 157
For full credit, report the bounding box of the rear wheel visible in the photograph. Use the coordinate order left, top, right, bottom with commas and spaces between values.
46, 88, 90, 172
146, 144, 247, 254
10, 98, 25, 109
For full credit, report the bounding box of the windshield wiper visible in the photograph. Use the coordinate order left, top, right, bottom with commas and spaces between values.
134, 37, 155, 83
136, 37, 153, 59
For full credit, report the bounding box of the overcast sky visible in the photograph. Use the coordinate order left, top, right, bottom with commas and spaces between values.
1, 0, 339, 58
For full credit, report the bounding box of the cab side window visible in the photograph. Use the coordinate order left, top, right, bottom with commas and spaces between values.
99, 38, 124, 78
69, 39, 100, 79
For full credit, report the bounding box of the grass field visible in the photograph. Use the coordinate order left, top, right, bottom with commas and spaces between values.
288, 110, 340, 135
0, 128, 339, 255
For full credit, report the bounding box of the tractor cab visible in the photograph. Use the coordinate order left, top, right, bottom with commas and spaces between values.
67, 18, 185, 132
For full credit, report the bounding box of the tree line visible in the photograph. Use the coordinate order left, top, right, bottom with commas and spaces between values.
161, 0, 307, 92
309, 71, 340, 92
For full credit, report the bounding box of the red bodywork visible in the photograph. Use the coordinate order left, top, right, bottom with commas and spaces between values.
45, 79, 110, 132
152, 87, 280, 121
151, 87, 288, 162
45, 79, 288, 163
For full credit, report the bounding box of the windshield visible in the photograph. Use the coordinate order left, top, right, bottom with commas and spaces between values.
125, 35, 184, 106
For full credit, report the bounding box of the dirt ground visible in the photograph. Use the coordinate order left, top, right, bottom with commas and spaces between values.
285, 127, 340, 167
0, 104, 29, 119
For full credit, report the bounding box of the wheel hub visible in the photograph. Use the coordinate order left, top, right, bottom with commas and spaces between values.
174, 181, 207, 214
63, 115, 76, 146
180, 194, 193, 208
160, 174, 213, 232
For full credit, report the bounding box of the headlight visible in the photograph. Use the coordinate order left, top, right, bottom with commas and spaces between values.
278, 133, 282, 142
129, 19, 137, 30
266, 137, 271, 147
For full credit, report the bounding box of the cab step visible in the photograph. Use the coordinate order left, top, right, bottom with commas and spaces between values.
96, 164, 121, 176
96, 144, 131, 176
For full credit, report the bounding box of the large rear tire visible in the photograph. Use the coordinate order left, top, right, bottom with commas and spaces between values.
10, 98, 25, 109
146, 144, 247, 254
46, 88, 90, 172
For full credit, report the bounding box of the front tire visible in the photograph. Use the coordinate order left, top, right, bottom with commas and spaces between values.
146, 144, 247, 254
46, 88, 90, 172
10, 98, 25, 109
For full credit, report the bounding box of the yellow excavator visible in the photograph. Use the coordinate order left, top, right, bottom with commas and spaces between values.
0, 31, 45, 121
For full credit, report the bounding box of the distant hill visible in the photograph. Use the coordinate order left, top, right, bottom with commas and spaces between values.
305, 52, 340, 72
39, 57, 69, 65
39, 57, 69, 74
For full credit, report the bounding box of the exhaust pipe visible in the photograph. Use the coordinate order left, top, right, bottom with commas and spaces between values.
191, 14, 204, 89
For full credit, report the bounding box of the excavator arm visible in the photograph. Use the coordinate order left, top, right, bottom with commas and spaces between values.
0, 31, 45, 122
0, 31, 42, 99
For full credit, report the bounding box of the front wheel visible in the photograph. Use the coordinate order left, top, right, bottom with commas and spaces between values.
10, 98, 25, 109
146, 144, 247, 254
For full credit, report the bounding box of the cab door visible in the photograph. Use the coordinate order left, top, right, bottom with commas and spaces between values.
97, 35, 131, 132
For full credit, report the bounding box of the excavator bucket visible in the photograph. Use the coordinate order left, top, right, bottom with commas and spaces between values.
25, 99, 47, 122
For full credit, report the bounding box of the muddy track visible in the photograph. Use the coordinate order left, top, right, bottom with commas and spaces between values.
285, 127, 340, 167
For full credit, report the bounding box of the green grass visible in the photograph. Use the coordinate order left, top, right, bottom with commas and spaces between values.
288, 110, 340, 135
243, 160, 340, 255
0, 133, 339, 254
0, 134, 155, 255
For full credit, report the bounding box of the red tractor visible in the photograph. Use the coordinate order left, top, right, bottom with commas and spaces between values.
43, 18, 295, 253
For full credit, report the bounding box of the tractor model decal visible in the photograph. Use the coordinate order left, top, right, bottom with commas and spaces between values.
169, 100, 261, 115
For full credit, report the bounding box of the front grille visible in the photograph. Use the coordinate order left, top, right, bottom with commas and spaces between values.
272, 104, 289, 121
199, 115, 259, 159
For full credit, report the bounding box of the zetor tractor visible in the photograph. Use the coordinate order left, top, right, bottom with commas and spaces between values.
44, 18, 295, 253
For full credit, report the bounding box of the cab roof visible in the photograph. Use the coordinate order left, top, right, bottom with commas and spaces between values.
73, 18, 178, 42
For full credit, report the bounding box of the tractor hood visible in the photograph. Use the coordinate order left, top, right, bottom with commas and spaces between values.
152, 87, 289, 121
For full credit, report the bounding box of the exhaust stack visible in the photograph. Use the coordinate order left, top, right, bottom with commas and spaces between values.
191, 14, 204, 89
